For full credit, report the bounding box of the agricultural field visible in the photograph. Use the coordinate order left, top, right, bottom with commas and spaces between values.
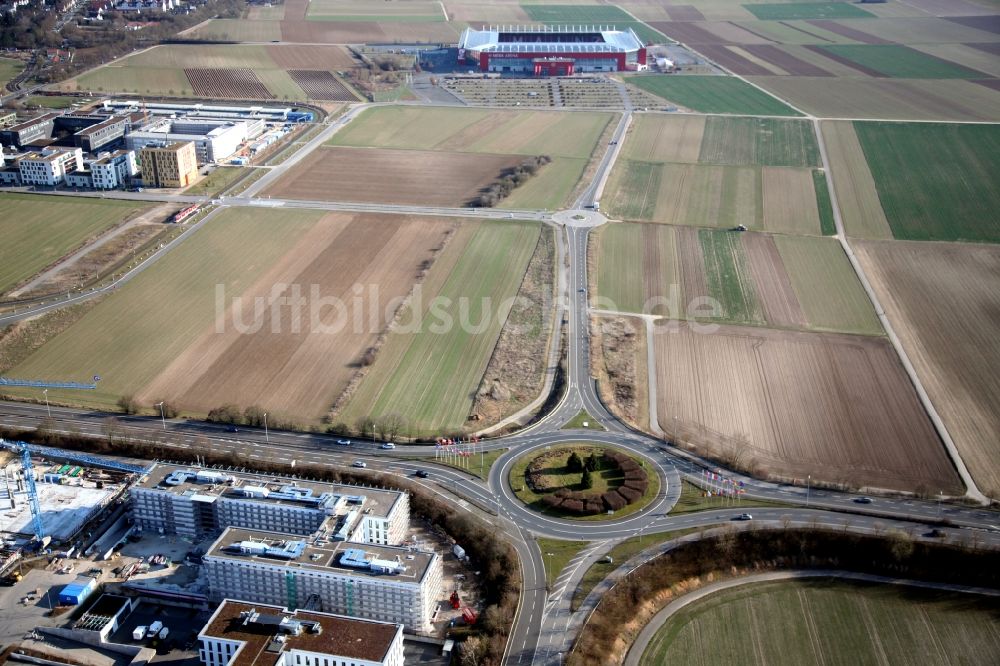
521, 4, 667, 45
747, 77, 1000, 122
0, 194, 151, 296
743, 2, 876, 21
642, 579, 1000, 665
58, 44, 361, 101
443, 1, 532, 23
856, 240, 1000, 497
288, 70, 361, 101
0, 56, 23, 88
853, 122, 1000, 242
264, 146, 525, 207
594, 224, 877, 334
819, 120, 892, 239
4, 209, 476, 425
185, 18, 282, 42
606, 115, 822, 230
306, 0, 444, 22
627, 75, 802, 116
278, 0, 463, 44
818, 44, 990, 79
337, 221, 542, 436
654, 322, 961, 492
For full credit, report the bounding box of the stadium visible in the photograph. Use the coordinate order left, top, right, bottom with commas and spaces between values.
457, 25, 647, 76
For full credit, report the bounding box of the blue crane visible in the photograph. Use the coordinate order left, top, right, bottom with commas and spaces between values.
0, 440, 45, 541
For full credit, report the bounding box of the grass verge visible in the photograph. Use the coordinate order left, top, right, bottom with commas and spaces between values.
561, 410, 606, 431
537, 537, 589, 588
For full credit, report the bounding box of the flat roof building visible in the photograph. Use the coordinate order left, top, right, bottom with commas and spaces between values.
199, 600, 404, 666
204, 528, 441, 633
131, 464, 409, 546
139, 141, 198, 188
127, 118, 260, 163
16, 147, 84, 186
0, 112, 61, 147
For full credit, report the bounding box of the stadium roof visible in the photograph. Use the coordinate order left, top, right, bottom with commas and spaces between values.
459, 26, 644, 54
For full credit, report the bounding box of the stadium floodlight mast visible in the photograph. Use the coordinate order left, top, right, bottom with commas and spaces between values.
263, 412, 269, 443
42, 389, 50, 419
155, 402, 166, 430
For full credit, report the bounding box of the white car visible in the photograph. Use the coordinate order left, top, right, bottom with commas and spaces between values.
380, 443, 396, 450
336, 439, 352, 446
735, 513, 753, 521
352, 460, 367, 468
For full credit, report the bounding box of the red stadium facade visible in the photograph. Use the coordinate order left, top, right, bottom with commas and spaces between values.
458, 26, 647, 76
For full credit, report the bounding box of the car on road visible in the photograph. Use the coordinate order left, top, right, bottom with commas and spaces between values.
735, 513, 753, 521
336, 439, 352, 446
226, 425, 238, 433
380, 442, 396, 450
854, 497, 874, 504
352, 460, 367, 468
414, 470, 429, 478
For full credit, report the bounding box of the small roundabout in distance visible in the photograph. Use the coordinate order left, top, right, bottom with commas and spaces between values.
501, 439, 666, 524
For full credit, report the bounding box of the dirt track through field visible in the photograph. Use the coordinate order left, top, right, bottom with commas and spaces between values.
264, 146, 522, 207
139, 213, 454, 421
655, 322, 962, 492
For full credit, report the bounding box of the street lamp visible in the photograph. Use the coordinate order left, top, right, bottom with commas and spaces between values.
42, 389, 50, 419
545, 551, 554, 589
155, 402, 166, 430
263, 412, 269, 443
806, 475, 811, 508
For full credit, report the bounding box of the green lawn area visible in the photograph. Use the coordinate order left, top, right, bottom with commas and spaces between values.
338, 221, 541, 436
854, 122, 1000, 242
812, 170, 836, 236
24, 95, 82, 109
744, 2, 875, 20
820, 44, 986, 79
0, 194, 150, 295
628, 76, 801, 116
508, 444, 660, 521
408, 447, 507, 481
6, 208, 322, 408
642, 579, 1000, 664
521, 4, 667, 44
185, 167, 251, 197
669, 480, 790, 515
699, 229, 764, 325
0, 56, 22, 87
537, 537, 589, 588
500, 156, 588, 210
562, 410, 605, 431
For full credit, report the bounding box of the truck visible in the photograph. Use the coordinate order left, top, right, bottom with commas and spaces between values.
133, 626, 147, 641
147, 621, 163, 638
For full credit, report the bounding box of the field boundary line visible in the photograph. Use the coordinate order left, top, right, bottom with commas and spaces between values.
623, 568, 1000, 666
812, 117, 987, 504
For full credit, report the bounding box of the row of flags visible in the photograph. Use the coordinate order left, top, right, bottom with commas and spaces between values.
435, 437, 481, 466
701, 469, 747, 499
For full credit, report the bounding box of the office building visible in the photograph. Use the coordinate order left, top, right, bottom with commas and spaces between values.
139, 141, 198, 187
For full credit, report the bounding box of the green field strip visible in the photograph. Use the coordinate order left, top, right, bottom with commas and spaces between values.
339, 221, 541, 435
627, 75, 801, 116
643, 579, 1000, 665
73, 67, 195, 96
500, 157, 588, 210
699, 117, 820, 168
812, 170, 836, 236
256, 69, 309, 101
0, 195, 151, 295
521, 4, 667, 43
466, 111, 614, 160
854, 121, 1000, 243
0, 57, 23, 87
820, 44, 989, 79
744, 2, 875, 21
606, 160, 662, 221
698, 228, 764, 325
774, 235, 881, 335
7, 208, 324, 408
596, 224, 648, 314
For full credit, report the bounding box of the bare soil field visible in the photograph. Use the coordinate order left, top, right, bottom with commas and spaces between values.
749, 76, 1000, 122
761, 167, 821, 235
742, 44, 834, 76
695, 44, 773, 75
264, 146, 522, 207
654, 322, 962, 492
806, 19, 892, 45
740, 232, 805, 328
139, 213, 455, 422
288, 70, 359, 101
444, 1, 532, 23
279, 19, 461, 44
185, 68, 273, 99
856, 240, 1000, 497
819, 120, 891, 239
266, 45, 359, 71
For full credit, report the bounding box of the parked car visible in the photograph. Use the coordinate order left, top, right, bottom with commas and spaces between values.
352, 461, 367, 468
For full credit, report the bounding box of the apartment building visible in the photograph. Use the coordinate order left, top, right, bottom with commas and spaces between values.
139, 141, 197, 187
199, 600, 404, 666
16, 147, 84, 186
204, 528, 442, 633
131, 465, 410, 545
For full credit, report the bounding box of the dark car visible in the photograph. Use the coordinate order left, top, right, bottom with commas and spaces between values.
414, 470, 429, 479
227, 425, 239, 433
854, 497, 874, 504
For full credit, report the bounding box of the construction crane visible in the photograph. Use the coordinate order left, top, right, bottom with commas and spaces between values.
0, 440, 45, 544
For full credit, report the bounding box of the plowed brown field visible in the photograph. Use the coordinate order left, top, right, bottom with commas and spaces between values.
654, 322, 961, 492
264, 146, 522, 207
185, 68, 273, 99
856, 240, 1000, 496
138, 213, 455, 421
288, 70, 358, 101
